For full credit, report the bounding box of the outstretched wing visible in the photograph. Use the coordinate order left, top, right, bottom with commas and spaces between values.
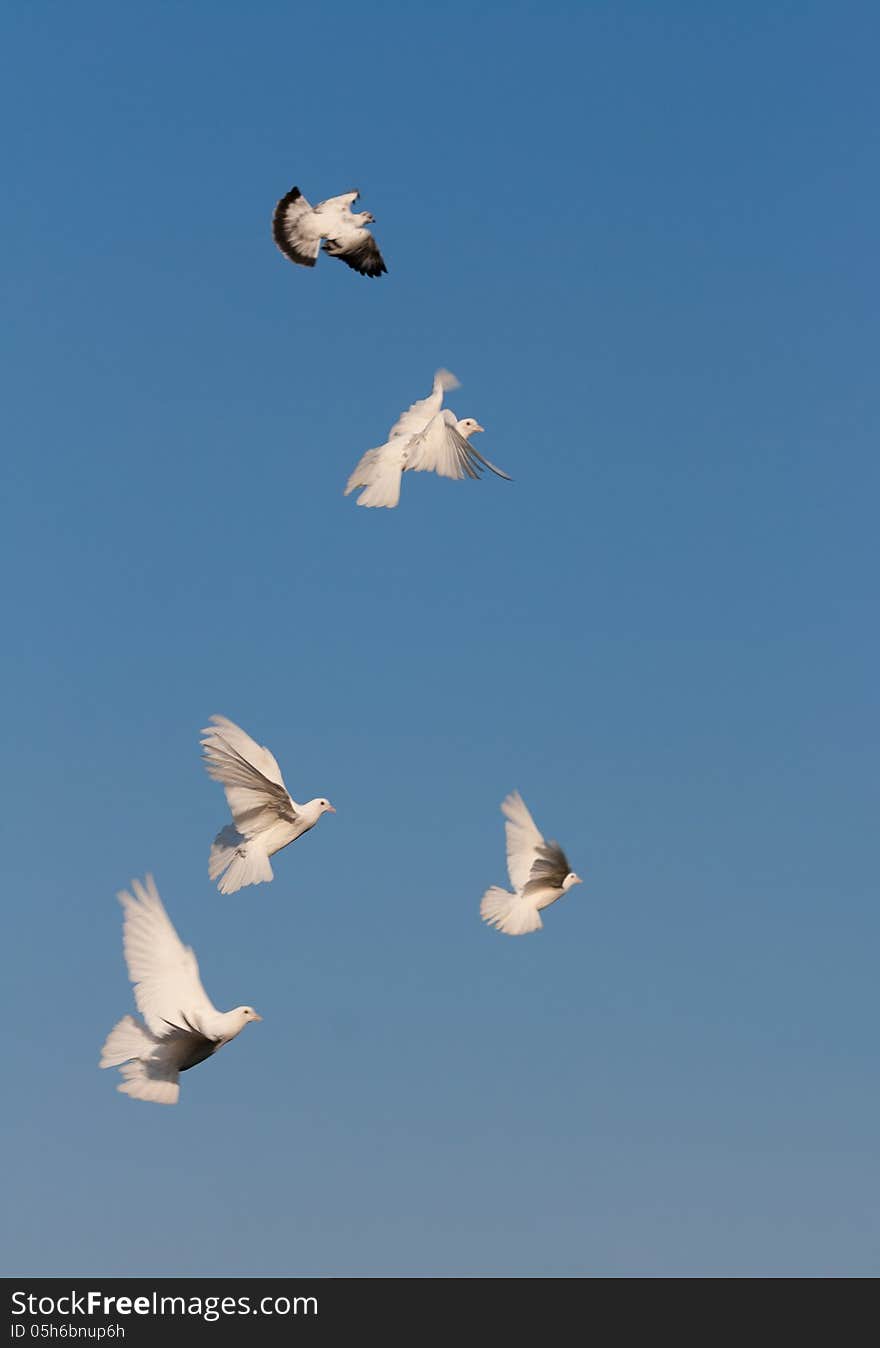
118, 876, 216, 1038
501, 791, 545, 892
522, 840, 572, 897
406, 410, 511, 481
272, 186, 321, 267
324, 231, 387, 278
201, 715, 299, 837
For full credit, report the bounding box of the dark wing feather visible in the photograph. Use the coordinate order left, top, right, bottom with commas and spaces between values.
324, 233, 387, 278
159, 1016, 220, 1073
522, 840, 571, 896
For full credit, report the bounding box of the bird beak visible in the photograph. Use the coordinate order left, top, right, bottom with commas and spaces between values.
573, 875, 583, 886
326, 804, 336, 813
252, 1013, 263, 1022
473, 423, 485, 434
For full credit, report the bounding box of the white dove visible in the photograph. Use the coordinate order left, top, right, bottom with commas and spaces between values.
272, 185, 387, 277
201, 715, 335, 895
480, 791, 583, 936
99, 875, 262, 1105
344, 369, 511, 509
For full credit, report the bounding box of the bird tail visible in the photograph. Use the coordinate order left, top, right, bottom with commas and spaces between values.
344, 445, 403, 509
355, 475, 402, 509
209, 825, 274, 894
100, 1015, 180, 1105
115, 1060, 180, 1105
479, 886, 544, 936
434, 369, 461, 394
100, 1014, 154, 1068
344, 447, 380, 496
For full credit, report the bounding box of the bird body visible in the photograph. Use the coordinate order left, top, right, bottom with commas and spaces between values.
201, 715, 335, 894
272, 185, 387, 277
345, 370, 511, 509
99, 875, 261, 1104
480, 792, 583, 936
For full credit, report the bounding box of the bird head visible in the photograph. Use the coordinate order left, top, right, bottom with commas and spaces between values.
562, 872, 583, 891
315, 798, 336, 815
234, 1006, 263, 1026
457, 417, 485, 439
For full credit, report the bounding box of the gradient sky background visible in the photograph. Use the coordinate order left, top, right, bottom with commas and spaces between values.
2, 1, 878, 1276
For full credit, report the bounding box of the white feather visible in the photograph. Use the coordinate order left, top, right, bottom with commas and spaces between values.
100, 877, 262, 1104
481, 794, 582, 937
344, 371, 508, 510
479, 886, 544, 936
209, 830, 274, 895
344, 442, 405, 508
118, 875, 215, 1037
501, 791, 544, 892
386, 368, 460, 440
201, 715, 334, 893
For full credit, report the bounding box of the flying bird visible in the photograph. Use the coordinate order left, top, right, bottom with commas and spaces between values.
99, 875, 262, 1105
201, 714, 335, 894
345, 369, 511, 509
480, 791, 583, 936
272, 185, 387, 277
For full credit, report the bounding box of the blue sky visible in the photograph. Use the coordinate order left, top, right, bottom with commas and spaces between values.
2, 0, 878, 1275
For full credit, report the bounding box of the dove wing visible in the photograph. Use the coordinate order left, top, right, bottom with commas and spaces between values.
501, 791, 545, 892
522, 840, 573, 897
406, 410, 511, 481
118, 876, 217, 1038
387, 370, 459, 440
326, 230, 387, 278
201, 715, 299, 837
